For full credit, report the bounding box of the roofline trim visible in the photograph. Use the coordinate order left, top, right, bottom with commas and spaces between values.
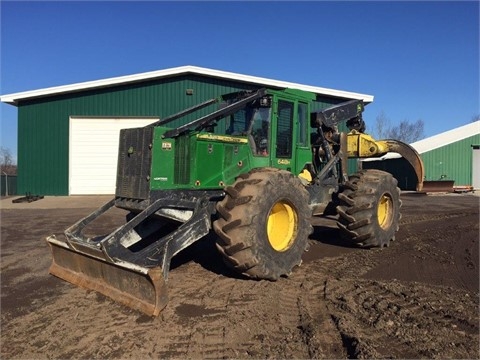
409, 120, 480, 153
363, 120, 480, 161
0, 65, 374, 105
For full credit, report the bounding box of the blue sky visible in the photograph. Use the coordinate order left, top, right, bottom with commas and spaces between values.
1, 1, 479, 161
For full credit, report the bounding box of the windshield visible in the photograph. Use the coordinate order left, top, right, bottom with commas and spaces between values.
223, 104, 271, 156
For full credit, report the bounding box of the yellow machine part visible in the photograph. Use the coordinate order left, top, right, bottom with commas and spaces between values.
347, 130, 425, 191
347, 130, 390, 158
298, 168, 313, 183
267, 200, 297, 252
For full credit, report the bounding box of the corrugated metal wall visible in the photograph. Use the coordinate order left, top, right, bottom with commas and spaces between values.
1, 175, 17, 196
17, 75, 344, 195
363, 133, 480, 190
421, 134, 480, 185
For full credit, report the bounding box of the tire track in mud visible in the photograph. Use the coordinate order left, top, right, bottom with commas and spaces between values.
399, 212, 467, 225
155, 262, 234, 359
383, 210, 479, 292
323, 277, 479, 358
1, 288, 134, 359
158, 260, 307, 359
304, 205, 479, 360
297, 276, 347, 359
169, 260, 345, 359
165, 245, 337, 358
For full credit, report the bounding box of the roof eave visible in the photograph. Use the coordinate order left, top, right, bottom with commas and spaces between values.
362, 120, 480, 162
0, 65, 374, 106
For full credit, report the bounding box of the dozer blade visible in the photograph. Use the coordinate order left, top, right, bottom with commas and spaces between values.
384, 139, 425, 192
421, 180, 455, 193
47, 235, 168, 316
45, 192, 220, 316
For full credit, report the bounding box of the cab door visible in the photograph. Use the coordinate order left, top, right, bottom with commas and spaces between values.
272, 99, 295, 171
294, 102, 311, 175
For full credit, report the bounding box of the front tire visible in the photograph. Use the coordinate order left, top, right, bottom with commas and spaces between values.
213, 168, 312, 280
336, 170, 401, 248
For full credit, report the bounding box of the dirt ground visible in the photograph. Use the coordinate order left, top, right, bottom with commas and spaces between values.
1, 193, 479, 359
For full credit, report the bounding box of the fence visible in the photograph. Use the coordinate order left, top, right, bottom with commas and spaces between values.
1, 174, 17, 196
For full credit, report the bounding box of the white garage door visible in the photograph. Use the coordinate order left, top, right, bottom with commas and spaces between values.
69, 117, 159, 195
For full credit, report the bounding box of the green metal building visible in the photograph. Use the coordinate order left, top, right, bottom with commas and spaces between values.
1, 66, 373, 196
363, 121, 480, 190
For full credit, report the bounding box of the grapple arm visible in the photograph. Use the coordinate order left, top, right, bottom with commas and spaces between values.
346, 130, 424, 191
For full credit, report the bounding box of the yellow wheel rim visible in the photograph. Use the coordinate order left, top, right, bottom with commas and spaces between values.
377, 193, 393, 229
267, 201, 297, 252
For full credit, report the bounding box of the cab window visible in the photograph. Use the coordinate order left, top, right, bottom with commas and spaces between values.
276, 100, 293, 158
298, 103, 308, 147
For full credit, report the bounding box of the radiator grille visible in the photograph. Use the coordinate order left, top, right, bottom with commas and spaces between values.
174, 136, 190, 185
116, 127, 153, 199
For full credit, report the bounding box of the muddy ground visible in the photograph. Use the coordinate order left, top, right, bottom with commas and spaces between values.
1, 193, 479, 359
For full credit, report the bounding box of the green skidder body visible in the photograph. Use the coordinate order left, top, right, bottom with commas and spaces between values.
149, 127, 257, 190
47, 87, 422, 316
147, 88, 317, 191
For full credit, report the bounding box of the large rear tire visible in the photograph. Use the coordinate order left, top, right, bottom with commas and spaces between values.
336, 169, 401, 248
213, 168, 312, 280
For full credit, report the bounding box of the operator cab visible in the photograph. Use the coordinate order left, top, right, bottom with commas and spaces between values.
224, 95, 272, 157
